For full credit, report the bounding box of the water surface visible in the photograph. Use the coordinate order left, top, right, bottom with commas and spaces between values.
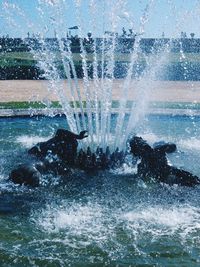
0, 115, 200, 266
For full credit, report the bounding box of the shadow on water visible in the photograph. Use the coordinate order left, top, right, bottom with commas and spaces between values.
1, 115, 200, 266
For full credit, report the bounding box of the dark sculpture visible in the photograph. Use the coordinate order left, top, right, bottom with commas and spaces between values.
28, 128, 125, 172
9, 129, 199, 188
9, 129, 88, 187
28, 129, 88, 164
129, 136, 200, 186
9, 129, 125, 187
76, 146, 124, 171
9, 164, 41, 187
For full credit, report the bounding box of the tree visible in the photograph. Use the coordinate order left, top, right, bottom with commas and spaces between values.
190, 33, 195, 39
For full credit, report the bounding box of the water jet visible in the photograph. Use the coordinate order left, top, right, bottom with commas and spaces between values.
1, 0, 200, 266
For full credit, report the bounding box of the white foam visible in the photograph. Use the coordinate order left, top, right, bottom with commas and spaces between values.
16, 135, 50, 148
141, 132, 200, 152
122, 205, 200, 236
30, 199, 200, 257
33, 202, 104, 236
141, 132, 160, 145
178, 137, 200, 151
111, 163, 137, 175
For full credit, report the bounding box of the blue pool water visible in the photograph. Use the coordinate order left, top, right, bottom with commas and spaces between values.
0, 114, 200, 266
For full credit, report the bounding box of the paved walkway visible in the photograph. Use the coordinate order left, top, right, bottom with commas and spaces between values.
1, 80, 200, 117
1, 80, 200, 102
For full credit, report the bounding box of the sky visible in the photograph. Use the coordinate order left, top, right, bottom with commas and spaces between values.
1, 0, 200, 38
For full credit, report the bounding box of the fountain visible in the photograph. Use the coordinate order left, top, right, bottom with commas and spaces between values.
1, 0, 200, 266
2, 0, 168, 153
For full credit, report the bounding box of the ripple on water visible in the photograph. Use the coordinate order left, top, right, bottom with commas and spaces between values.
28, 191, 200, 265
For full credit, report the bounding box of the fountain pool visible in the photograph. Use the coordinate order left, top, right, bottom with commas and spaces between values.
1, 114, 200, 266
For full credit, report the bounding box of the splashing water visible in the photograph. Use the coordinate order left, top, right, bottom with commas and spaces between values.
2, 2, 200, 265
2, 0, 185, 152
1, 113, 200, 265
